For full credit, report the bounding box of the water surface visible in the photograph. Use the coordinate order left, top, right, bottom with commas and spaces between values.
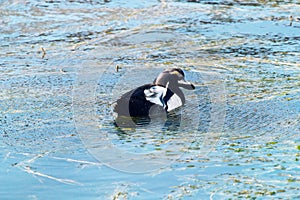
1, 0, 300, 199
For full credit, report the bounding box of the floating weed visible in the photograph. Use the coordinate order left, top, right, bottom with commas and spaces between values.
234, 65, 247, 69
278, 92, 289, 96
234, 179, 241, 183
277, 189, 286, 193
256, 157, 271, 162
296, 145, 300, 150
238, 190, 251, 195
234, 148, 245, 153
261, 77, 276, 83
188, 147, 201, 150
287, 178, 296, 183
112, 191, 128, 200
189, 185, 198, 189
274, 165, 286, 170
186, 165, 195, 168
254, 189, 276, 196
266, 141, 278, 146
163, 61, 173, 65
228, 163, 240, 166
228, 148, 245, 153
234, 78, 248, 82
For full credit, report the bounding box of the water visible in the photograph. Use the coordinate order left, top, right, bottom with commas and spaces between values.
1, 0, 300, 199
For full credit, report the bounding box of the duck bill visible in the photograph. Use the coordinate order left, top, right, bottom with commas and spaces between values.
178, 79, 195, 90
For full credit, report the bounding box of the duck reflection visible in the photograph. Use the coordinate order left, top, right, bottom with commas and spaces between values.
114, 108, 182, 132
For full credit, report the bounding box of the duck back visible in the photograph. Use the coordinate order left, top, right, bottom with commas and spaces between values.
114, 84, 158, 117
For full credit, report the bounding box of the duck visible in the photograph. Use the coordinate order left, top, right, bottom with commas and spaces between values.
113, 68, 195, 118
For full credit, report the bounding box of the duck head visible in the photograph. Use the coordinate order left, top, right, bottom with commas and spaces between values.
153, 68, 195, 107
154, 68, 195, 91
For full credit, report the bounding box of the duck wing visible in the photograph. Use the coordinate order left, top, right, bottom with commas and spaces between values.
114, 84, 160, 117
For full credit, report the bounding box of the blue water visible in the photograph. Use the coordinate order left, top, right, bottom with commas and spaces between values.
1, 0, 300, 199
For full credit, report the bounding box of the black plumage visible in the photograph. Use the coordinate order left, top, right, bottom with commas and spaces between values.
114, 84, 159, 117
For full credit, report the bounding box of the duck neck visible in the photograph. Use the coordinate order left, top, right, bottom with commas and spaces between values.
166, 84, 185, 105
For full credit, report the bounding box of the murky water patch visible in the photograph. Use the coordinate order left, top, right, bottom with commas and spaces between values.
224, 99, 299, 140
1, 92, 75, 152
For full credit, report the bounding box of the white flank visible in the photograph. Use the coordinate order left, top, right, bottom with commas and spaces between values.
167, 93, 182, 111
144, 86, 166, 107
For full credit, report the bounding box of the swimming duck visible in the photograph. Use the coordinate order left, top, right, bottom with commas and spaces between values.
113, 68, 195, 118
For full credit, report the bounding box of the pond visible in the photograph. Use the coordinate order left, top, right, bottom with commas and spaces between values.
1, 0, 300, 199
